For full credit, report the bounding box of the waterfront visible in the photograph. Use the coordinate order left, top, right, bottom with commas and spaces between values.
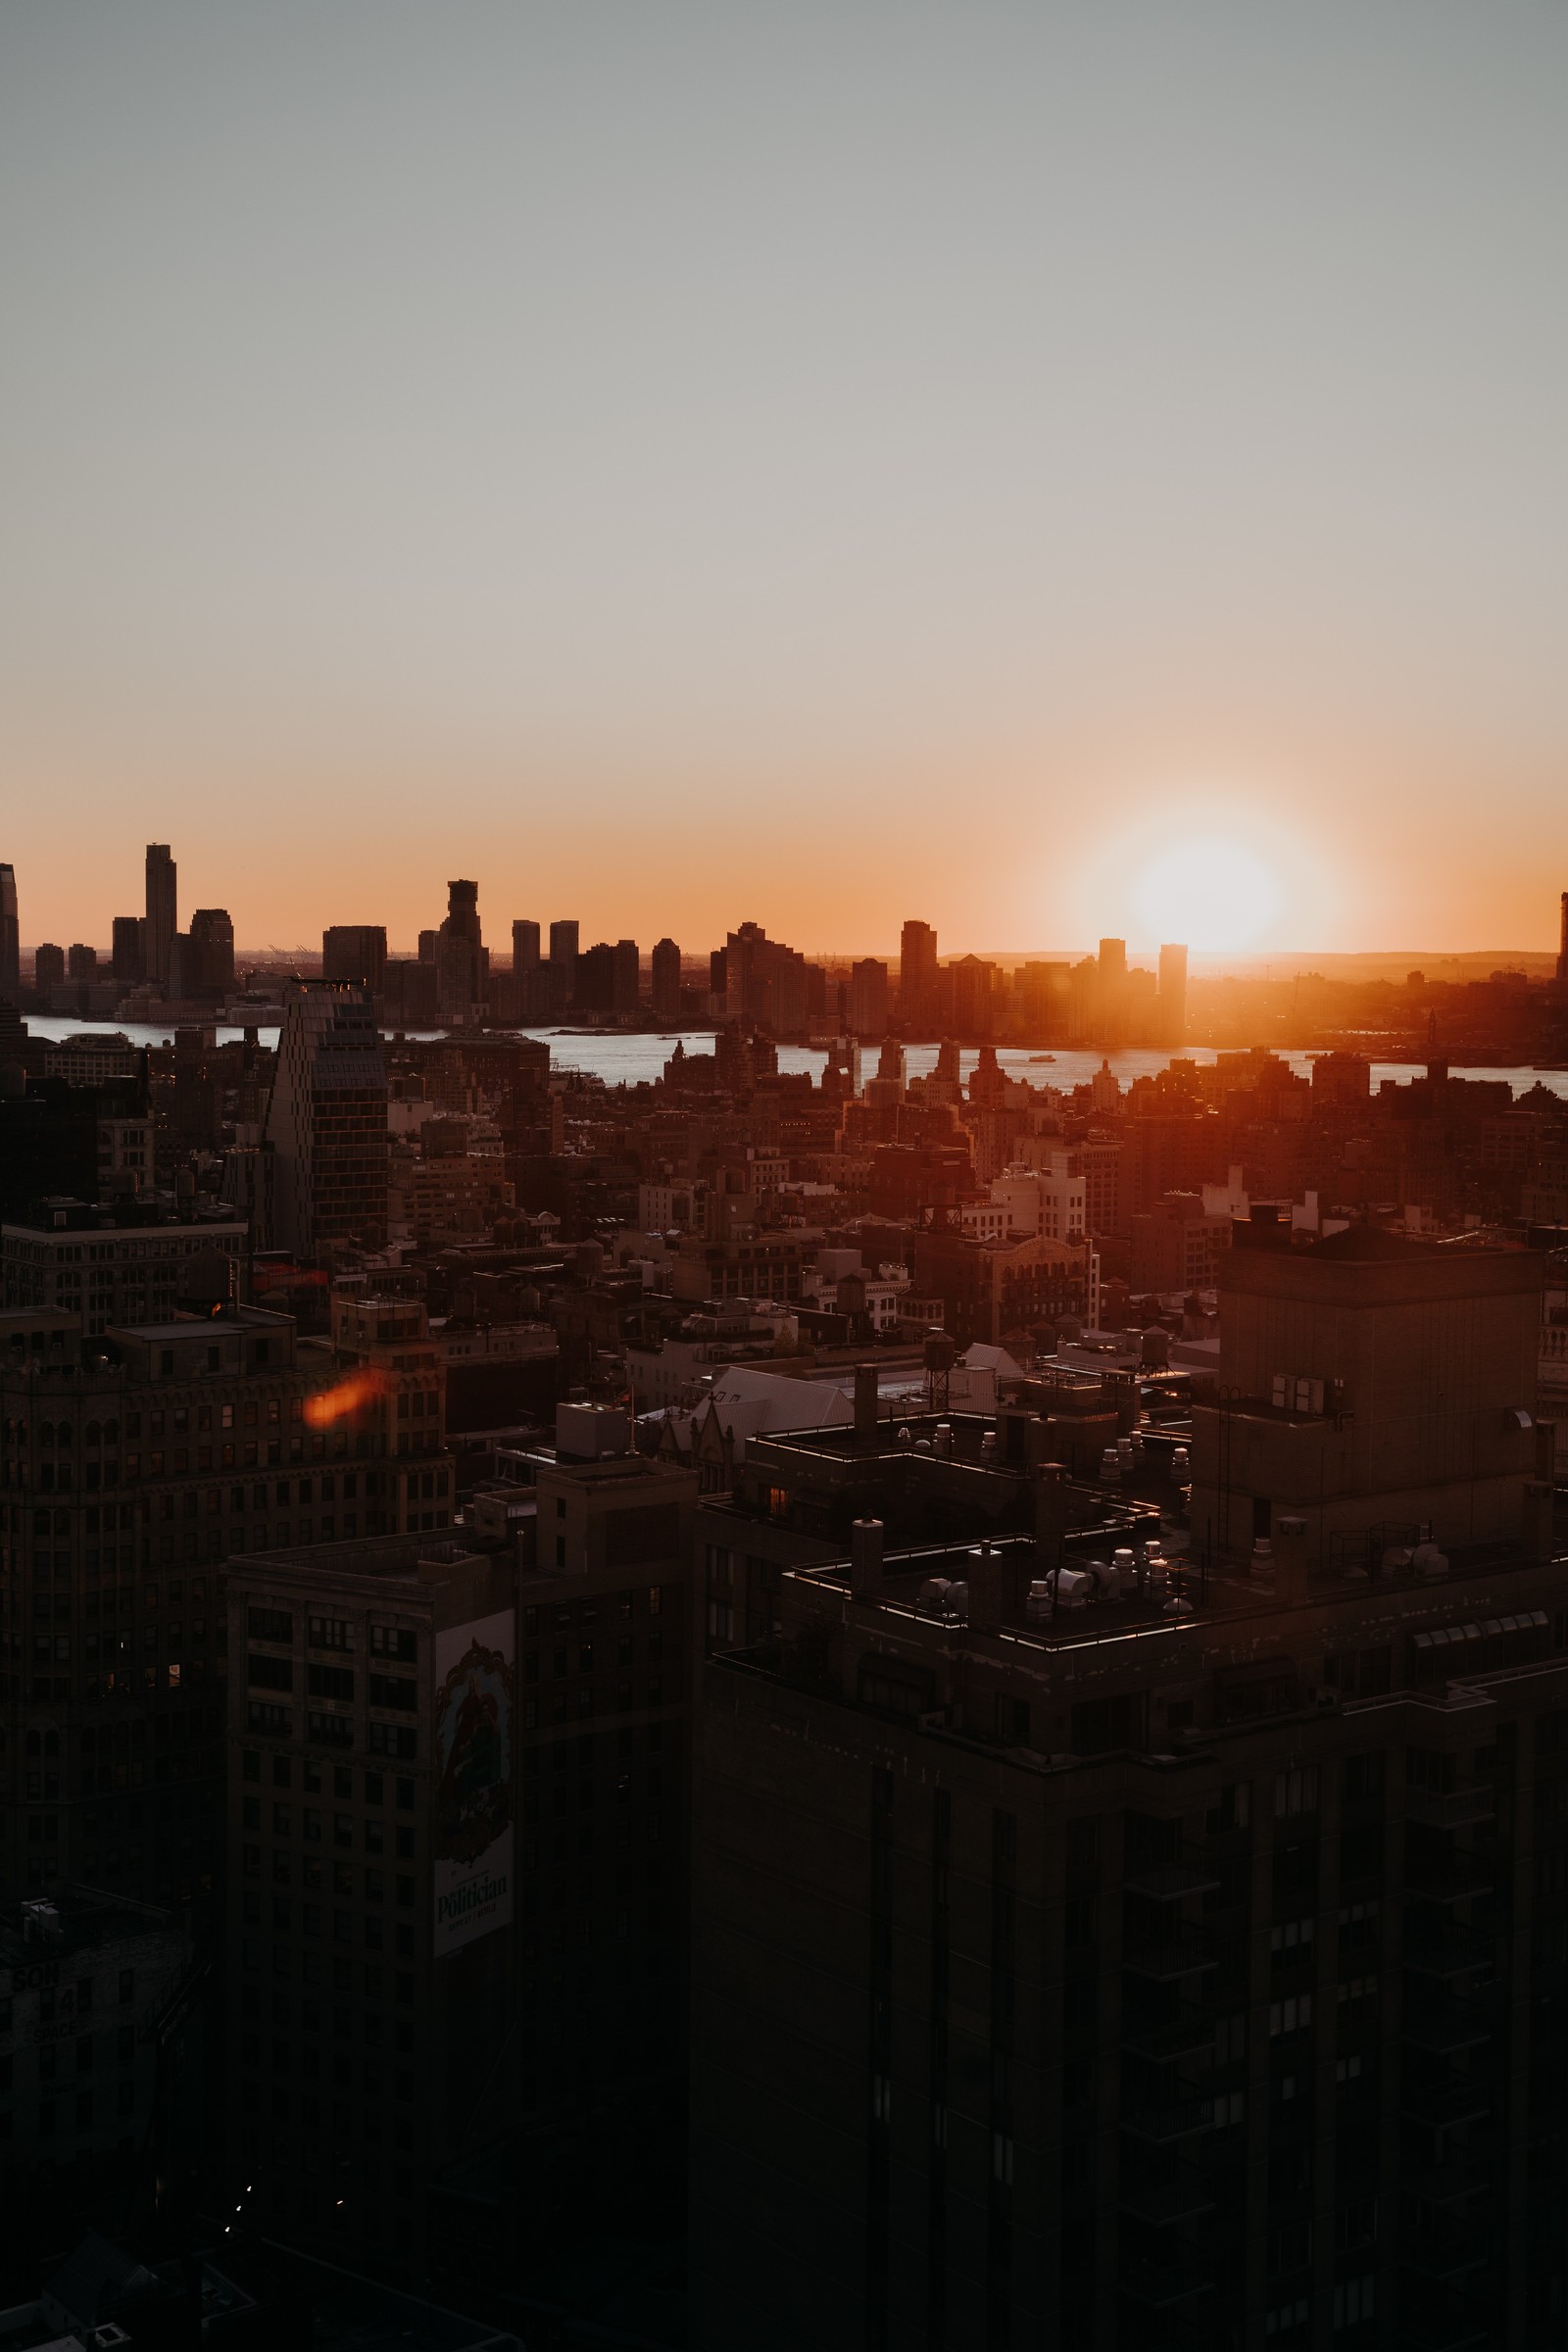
17, 1014, 1568, 1101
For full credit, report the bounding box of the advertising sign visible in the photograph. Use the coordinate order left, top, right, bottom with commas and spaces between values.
433, 1607, 514, 1955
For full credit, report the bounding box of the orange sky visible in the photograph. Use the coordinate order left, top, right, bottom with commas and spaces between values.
4, 6, 1566, 958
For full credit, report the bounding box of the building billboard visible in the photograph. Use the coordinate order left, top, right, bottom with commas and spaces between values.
433, 1607, 514, 1956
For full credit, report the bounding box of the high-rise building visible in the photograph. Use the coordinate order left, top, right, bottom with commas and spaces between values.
144, 845, 177, 990
1558, 890, 1568, 986
612, 938, 640, 1014
173, 907, 236, 1001
0, 863, 18, 1003
899, 919, 938, 1029
264, 984, 388, 1257
323, 925, 388, 995
1158, 941, 1189, 1044
723, 922, 809, 1035
512, 918, 541, 974
111, 914, 145, 985
650, 936, 681, 1021
549, 920, 580, 1006
224, 1435, 696, 2278
848, 957, 889, 1039
435, 881, 484, 1024
689, 1247, 1563, 2351
33, 943, 66, 994
67, 944, 98, 981
0, 1286, 453, 1920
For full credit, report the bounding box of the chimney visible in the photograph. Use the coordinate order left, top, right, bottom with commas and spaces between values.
1034, 1464, 1067, 1570
966, 1541, 1006, 1632
851, 1517, 884, 1599
1272, 1514, 1311, 1605
854, 1362, 879, 1445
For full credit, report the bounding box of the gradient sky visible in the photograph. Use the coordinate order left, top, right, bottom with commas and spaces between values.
3, 2, 1566, 956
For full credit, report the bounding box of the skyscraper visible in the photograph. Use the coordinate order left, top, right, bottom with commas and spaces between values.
0, 862, 18, 1003
322, 924, 388, 993
1557, 890, 1568, 986
512, 917, 541, 973
848, 956, 889, 1038
111, 913, 145, 985
144, 843, 177, 989
899, 918, 938, 1028
435, 880, 483, 1023
1158, 940, 1188, 1044
651, 936, 681, 1020
264, 983, 388, 1255
549, 918, 579, 1005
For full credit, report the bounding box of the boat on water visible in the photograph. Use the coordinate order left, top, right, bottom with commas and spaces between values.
1027, 1053, 1056, 1063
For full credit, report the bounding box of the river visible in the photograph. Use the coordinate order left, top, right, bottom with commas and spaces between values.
20, 1015, 1568, 1102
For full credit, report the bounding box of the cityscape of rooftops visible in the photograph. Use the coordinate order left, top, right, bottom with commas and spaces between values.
3, 6, 1567, 2349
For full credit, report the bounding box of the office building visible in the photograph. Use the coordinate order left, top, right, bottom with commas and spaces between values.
849, 957, 890, 1039
689, 1264, 1567, 2350
224, 1435, 695, 2277
111, 915, 145, 986
170, 907, 235, 1003
651, 937, 681, 1021
549, 920, 579, 1007
144, 846, 177, 991
0, 1068, 155, 1225
67, 945, 98, 982
264, 984, 388, 1257
1189, 1216, 1544, 1563
0, 1286, 452, 1918
436, 882, 484, 1025
34, 944, 66, 995
2, 1204, 241, 1335
899, 920, 939, 1030
323, 926, 389, 995
723, 922, 810, 1036
0, 861, 17, 1003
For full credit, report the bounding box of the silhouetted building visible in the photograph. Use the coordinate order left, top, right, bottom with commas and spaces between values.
225, 1439, 694, 2279
1191, 1218, 1544, 1564
144, 844, 176, 990
436, 881, 484, 1024
323, 924, 389, 994
690, 1293, 1566, 2350
0, 862, 19, 1002
34, 942, 65, 994
111, 913, 145, 985
651, 936, 681, 1020
723, 921, 809, 1035
549, 919, 579, 1008
849, 957, 889, 1039
900, 918, 939, 1029
67, 944, 97, 981
264, 984, 388, 1256
170, 906, 235, 1002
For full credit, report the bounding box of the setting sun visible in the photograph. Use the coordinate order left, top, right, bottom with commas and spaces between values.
1131, 836, 1286, 954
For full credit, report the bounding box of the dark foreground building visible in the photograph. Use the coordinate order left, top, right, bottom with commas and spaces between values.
690, 1231, 1567, 2352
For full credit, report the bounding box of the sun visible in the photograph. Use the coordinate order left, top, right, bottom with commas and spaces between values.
1131, 836, 1285, 954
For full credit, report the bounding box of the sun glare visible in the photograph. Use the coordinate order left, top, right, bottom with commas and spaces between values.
1131, 837, 1286, 955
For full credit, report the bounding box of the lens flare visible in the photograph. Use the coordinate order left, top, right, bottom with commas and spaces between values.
304, 1369, 386, 1428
